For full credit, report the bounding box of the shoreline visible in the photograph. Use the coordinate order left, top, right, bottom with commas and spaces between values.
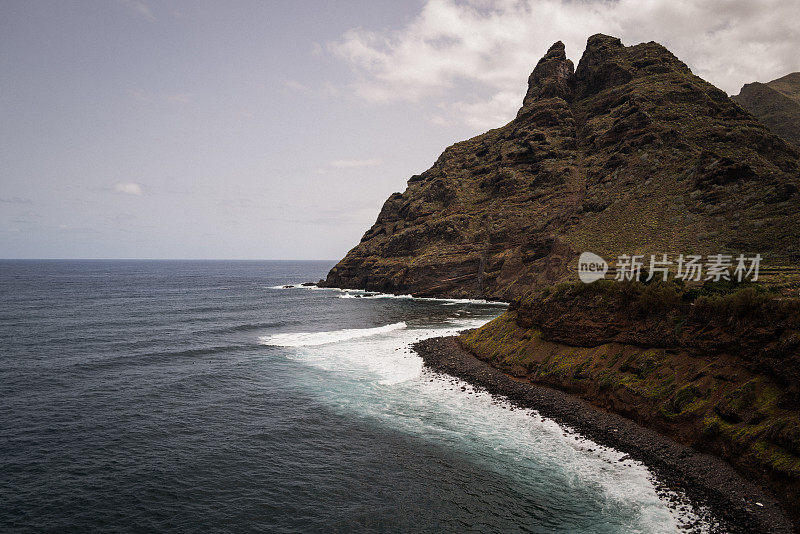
413, 335, 793, 534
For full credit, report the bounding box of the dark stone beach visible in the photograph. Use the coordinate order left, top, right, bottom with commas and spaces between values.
414, 335, 794, 534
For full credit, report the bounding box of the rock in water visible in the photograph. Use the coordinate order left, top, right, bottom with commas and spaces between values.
322, 34, 800, 300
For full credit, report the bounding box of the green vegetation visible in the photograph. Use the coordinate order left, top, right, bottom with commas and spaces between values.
461, 313, 540, 366
462, 281, 800, 481
537, 277, 776, 304
530, 278, 798, 326
702, 380, 800, 478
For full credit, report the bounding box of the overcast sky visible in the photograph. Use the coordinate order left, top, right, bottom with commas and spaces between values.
2, 0, 799, 259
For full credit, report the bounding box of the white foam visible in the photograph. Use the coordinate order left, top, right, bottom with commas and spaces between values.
338, 292, 385, 299
270, 283, 508, 306
338, 291, 508, 306
260, 300, 709, 531
258, 322, 407, 347
267, 283, 334, 290
437, 297, 506, 306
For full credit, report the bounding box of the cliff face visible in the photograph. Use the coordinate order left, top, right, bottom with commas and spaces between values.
322, 35, 800, 300
461, 282, 800, 524
733, 72, 800, 147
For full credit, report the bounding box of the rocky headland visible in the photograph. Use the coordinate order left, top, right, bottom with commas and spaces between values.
321, 35, 800, 300
323, 34, 800, 530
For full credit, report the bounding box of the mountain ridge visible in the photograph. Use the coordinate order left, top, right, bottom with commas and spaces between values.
733, 72, 800, 147
322, 34, 800, 299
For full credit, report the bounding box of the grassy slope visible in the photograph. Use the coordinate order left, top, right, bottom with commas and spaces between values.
733, 81, 800, 147
461, 283, 800, 482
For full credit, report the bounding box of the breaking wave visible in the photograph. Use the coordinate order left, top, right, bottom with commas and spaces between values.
258, 322, 408, 347
270, 283, 507, 307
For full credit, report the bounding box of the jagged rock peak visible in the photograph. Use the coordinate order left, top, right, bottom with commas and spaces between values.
585, 33, 624, 51
543, 40, 566, 57
322, 33, 800, 301
574, 33, 625, 75
519, 34, 691, 114
518, 40, 575, 114
574, 34, 690, 99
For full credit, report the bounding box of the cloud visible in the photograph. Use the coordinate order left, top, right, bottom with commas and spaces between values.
282, 79, 340, 98
259, 202, 380, 226
0, 197, 33, 204
56, 224, 98, 234
215, 197, 263, 209
329, 0, 800, 129
282, 79, 313, 95
114, 182, 144, 196
126, 88, 148, 102
165, 93, 191, 104
120, 0, 155, 21
9, 211, 43, 230
442, 89, 524, 130
329, 158, 383, 168
126, 89, 192, 105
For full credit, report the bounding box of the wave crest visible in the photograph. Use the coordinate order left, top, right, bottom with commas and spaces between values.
258, 322, 407, 347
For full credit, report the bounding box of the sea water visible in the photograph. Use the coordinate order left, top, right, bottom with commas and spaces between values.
0, 260, 709, 532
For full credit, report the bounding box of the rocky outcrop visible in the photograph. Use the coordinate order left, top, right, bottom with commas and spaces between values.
322, 35, 800, 299
460, 282, 800, 528
733, 72, 800, 147
515, 281, 800, 397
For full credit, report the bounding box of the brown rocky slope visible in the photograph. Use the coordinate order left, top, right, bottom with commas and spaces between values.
321, 35, 800, 300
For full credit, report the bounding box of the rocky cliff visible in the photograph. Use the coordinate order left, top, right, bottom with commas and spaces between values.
461, 280, 800, 527
733, 72, 800, 147
322, 35, 800, 299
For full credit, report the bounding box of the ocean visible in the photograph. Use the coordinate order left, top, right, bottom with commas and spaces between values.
1, 260, 707, 532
